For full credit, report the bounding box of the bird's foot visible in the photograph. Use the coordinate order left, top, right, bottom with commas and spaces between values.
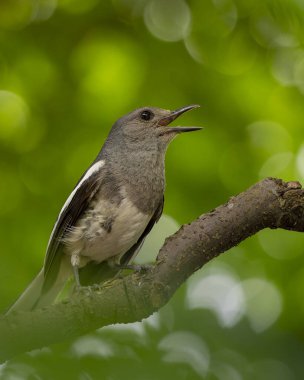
117, 263, 153, 273
72, 283, 103, 296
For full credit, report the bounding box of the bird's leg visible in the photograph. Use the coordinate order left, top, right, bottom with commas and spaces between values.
71, 253, 81, 287
73, 266, 80, 287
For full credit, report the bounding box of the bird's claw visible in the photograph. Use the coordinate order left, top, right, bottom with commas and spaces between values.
119, 263, 153, 273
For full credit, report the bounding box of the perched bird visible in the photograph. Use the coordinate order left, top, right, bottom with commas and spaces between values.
7, 105, 201, 313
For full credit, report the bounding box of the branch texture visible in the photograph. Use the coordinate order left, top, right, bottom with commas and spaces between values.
1, 177, 304, 362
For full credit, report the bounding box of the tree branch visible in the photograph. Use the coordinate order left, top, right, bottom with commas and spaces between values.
1, 177, 304, 362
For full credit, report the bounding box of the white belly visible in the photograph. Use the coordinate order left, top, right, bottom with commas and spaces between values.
63, 196, 151, 266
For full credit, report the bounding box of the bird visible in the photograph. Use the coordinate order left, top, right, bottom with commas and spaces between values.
6, 104, 201, 313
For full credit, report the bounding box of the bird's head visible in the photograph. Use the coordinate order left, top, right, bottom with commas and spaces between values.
109, 105, 201, 149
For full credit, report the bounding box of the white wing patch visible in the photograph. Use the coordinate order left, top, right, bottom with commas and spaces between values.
46, 160, 105, 251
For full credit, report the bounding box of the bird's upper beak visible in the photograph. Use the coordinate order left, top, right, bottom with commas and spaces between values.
158, 104, 202, 133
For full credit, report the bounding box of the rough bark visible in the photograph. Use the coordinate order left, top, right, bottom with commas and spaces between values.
1, 177, 304, 363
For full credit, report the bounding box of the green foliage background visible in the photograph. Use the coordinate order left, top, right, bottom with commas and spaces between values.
1, 0, 304, 378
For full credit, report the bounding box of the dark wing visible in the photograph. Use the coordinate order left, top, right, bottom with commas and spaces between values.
79, 196, 164, 286
43, 163, 103, 290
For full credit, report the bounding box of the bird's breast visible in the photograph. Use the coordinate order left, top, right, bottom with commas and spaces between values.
62, 191, 151, 265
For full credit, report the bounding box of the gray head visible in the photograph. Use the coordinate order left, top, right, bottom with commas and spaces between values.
98, 105, 201, 211
105, 105, 201, 151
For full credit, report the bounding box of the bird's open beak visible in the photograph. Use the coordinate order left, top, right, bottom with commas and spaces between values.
158, 104, 202, 133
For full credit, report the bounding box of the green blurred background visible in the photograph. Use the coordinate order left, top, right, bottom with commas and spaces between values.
1, 0, 304, 378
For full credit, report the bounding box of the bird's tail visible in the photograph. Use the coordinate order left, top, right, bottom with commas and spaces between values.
5, 258, 71, 314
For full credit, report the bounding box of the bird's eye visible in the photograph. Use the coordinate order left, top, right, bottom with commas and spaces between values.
140, 110, 154, 121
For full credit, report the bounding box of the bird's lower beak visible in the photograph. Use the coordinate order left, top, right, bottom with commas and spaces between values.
158, 104, 202, 133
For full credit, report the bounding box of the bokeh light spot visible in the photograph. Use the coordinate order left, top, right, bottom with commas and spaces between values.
31, 0, 57, 21
137, 214, 180, 263
212, 0, 238, 33
258, 229, 304, 261
71, 336, 114, 358
296, 143, 304, 179
247, 121, 292, 154
242, 278, 282, 333
159, 331, 209, 376
0, 91, 28, 143
211, 362, 242, 380
251, 359, 294, 380
294, 55, 304, 93
252, 16, 298, 50
259, 152, 293, 178
0, 0, 33, 30
187, 269, 245, 328
184, 37, 205, 64
144, 0, 191, 42
216, 32, 256, 75
14, 52, 57, 97
72, 36, 145, 117
102, 314, 160, 341
272, 48, 304, 93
